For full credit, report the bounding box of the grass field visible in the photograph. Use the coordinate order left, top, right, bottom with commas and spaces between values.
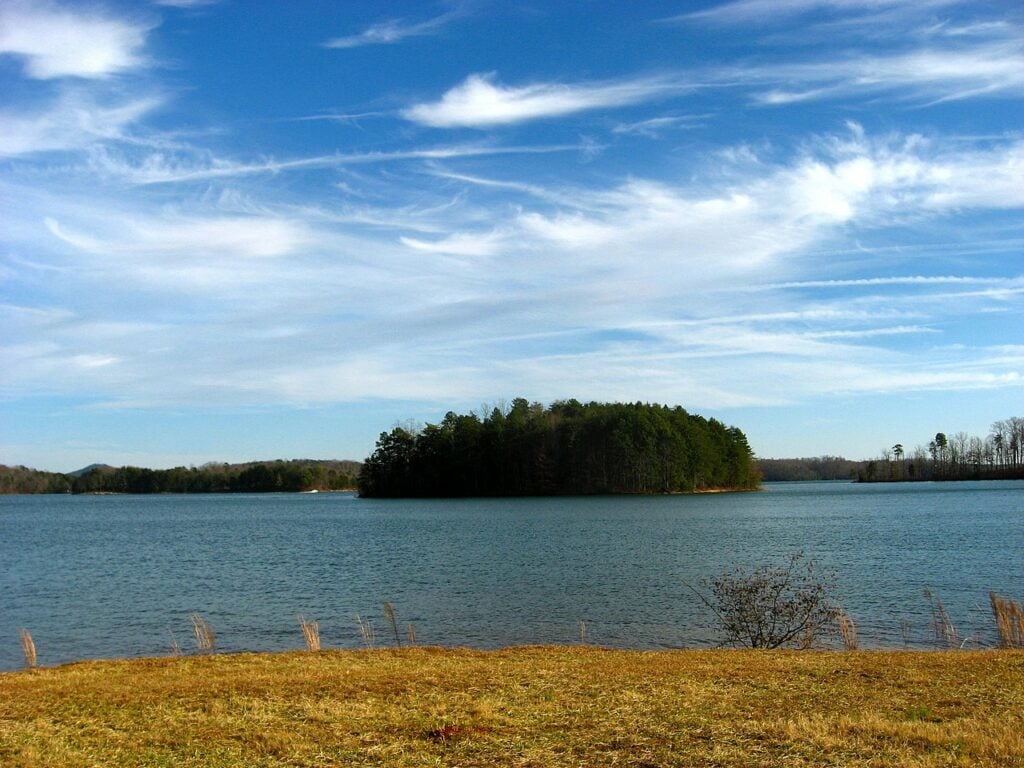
2, 647, 1023, 766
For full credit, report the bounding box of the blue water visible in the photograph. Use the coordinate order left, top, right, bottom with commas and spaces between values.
1, 481, 1022, 669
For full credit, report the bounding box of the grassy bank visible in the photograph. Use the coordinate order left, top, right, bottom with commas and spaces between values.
2, 647, 1023, 767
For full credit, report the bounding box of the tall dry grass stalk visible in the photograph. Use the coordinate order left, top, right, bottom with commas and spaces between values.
355, 614, 375, 649
923, 588, 958, 648
837, 611, 858, 650
900, 619, 911, 648
383, 601, 402, 648
168, 628, 182, 656
406, 623, 417, 646
579, 619, 588, 644
19, 628, 37, 669
298, 615, 320, 652
990, 592, 1024, 649
190, 613, 216, 653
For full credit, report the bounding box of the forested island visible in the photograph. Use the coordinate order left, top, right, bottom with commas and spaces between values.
0, 460, 361, 495
358, 399, 761, 497
858, 417, 1024, 482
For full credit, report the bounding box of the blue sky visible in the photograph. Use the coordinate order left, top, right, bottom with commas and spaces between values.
2, 0, 1022, 472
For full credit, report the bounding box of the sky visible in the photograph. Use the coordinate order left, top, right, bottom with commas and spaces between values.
1, 0, 1022, 472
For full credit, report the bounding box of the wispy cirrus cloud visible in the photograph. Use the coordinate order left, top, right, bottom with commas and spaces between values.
324, 8, 462, 49
2, 6, 1021, 433
403, 72, 683, 128
44, 214, 312, 260
400, 231, 507, 257
612, 115, 709, 137
0, 1, 153, 79
670, 0, 961, 25
85, 142, 582, 184
153, 0, 221, 7
750, 42, 1024, 104
769, 275, 1020, 290
0, 91, 163, 156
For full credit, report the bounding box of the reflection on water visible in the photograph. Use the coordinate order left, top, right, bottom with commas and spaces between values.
1, 481, 1022, 669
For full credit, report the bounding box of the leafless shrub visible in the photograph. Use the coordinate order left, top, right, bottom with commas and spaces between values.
691, 552, 838, 649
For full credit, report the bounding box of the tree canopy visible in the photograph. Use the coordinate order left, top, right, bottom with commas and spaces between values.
358, 399, 761, 497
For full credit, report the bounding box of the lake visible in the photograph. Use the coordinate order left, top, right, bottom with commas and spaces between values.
1, 481, 1022, 670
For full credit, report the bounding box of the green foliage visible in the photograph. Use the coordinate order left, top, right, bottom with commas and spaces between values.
358, 399, 761, 497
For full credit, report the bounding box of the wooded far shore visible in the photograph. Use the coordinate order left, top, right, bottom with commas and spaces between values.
4, 412, 1023, 493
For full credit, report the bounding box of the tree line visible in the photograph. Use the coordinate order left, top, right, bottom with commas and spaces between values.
0, 460, 361, 495
758, 456, 865, 482
358, 398, 762, 497
859, 417, 1024, 482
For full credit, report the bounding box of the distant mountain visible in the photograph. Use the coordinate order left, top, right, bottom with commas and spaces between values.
68, 463, 115, 478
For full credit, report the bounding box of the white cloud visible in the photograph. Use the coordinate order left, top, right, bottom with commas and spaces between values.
324, 9, 460, 49
0, 2, 152, 79
403, 72, 681, 128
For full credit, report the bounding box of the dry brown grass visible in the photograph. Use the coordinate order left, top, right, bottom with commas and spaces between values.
2, 647, 1022, 767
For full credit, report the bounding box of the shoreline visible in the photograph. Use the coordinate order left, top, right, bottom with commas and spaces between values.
1, 639, 1019, 676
